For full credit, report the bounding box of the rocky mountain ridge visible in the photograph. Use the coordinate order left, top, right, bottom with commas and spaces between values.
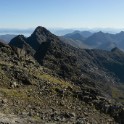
0, 26, 124, 123
9, 26, 124, 100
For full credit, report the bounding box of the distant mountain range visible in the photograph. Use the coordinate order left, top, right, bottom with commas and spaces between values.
62, 31, 124, 51
1, 30, 124, 51
60, 31, 93, 49
0, 34, 16, 43
64, 30, 93, 39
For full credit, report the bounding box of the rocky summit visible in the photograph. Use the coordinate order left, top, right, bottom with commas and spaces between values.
0, 26, 124, 123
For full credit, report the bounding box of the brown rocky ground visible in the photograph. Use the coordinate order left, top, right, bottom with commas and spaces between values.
0, 42, 123, 124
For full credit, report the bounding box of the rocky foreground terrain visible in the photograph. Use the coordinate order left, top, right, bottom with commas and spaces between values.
0, 27, 124, 123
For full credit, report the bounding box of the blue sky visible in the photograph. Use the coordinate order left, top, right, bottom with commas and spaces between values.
0, 0, 124, 29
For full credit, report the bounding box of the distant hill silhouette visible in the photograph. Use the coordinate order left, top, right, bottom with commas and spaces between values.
63, 30, 124, 51
0, 34, 16, 43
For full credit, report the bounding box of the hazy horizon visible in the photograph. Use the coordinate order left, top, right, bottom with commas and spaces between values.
1, 27, 124, 36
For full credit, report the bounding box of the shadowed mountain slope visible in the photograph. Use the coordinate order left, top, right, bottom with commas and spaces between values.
9, 26, 124, 86
9, 35, 35, 55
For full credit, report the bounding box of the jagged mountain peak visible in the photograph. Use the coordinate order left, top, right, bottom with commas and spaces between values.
27, 26, 59, 51
115, 31, 124, 37
9, 35, 35, 55
64, 32, 85, 41
111, 47, 123, 53
97, 31, 104, 34
35, 26, 45, 30
14, 34, 24, 38
9, 35, 27, 47
32, 26, 51, 36
9, 26, 60, 54
31, 26, 55, 39
94, 31, 106, 36
13, 35, 26, 40
119, 31, 124, 34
